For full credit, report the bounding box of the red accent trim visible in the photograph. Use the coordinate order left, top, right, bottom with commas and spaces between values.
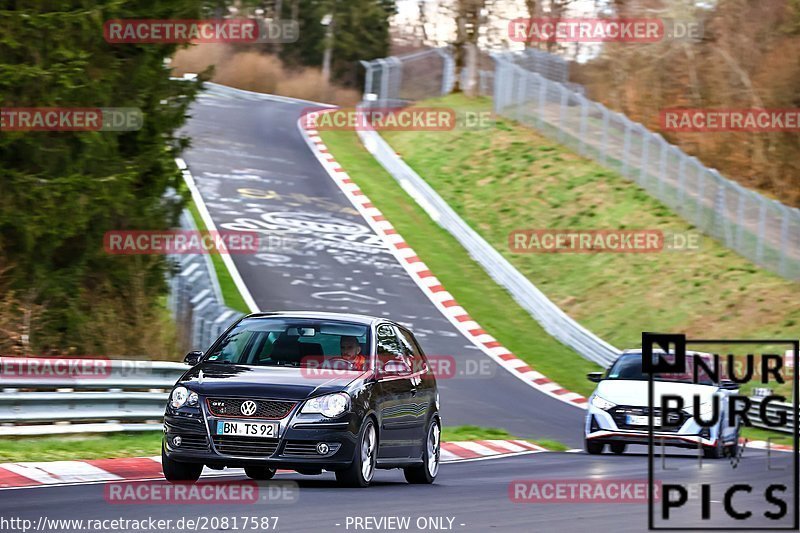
205, 398, 295, 420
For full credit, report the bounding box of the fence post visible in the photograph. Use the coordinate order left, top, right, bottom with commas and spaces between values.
677, 154, 687, 209
756, 198, 767, 264
388, 56, 402, 102
515, 68, 527, 122
600, 107, 610, 164
435, 48, 455, 95
579, 97, 588, 156
621, 117, 632, 177
537, 74, 547, 128
558, 85, 568, 143
697, 168, 707, 229
639, 131, 650, 186
658, 138, 668, 196
779, 205, 790, 277
360, 60, 374, 100
376, 58, 389, 104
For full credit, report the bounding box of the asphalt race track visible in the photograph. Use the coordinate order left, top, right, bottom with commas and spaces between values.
2, 86, 794, 533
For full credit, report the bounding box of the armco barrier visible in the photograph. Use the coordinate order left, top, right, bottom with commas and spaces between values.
355, 107, 620, 368
0, 359, 186, 435
747, 396, 797, 435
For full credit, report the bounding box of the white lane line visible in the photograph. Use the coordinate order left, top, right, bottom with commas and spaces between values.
177, 158, 259, 313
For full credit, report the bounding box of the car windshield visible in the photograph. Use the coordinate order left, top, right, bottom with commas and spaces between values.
606, 353, 719, 385
203, 317, 371, 370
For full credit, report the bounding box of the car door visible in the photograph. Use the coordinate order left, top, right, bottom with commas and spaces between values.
396, 326, 435, 455
373, 323, 418, 459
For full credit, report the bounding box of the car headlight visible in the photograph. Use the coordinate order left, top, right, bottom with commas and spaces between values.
170, 386, 197, 409
301, 392, 350, 418
591, 395, 616, 410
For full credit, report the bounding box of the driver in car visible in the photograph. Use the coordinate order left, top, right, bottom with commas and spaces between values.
340, 336, 367, 370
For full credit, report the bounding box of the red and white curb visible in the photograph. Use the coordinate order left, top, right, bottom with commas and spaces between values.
0, 440, 547, 489
298, 113, 587, 409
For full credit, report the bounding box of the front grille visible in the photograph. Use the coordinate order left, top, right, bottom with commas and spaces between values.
282, 442, 320, 456
212, 436, 280, 457
174, 434, 209, 451
206, 398, 295, 419
609, 406, 688, 432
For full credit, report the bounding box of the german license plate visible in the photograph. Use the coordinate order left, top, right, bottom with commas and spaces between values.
626, 415, 661, 426
216, 420, 278, 438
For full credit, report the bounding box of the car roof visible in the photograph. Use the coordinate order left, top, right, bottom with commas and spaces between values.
242, 311, 390, 327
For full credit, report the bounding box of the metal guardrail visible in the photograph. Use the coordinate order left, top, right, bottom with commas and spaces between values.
354, 108, 621, 368
747, 396, 797, 435
0, 359, 186, 435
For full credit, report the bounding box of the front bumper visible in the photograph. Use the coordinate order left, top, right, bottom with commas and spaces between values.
163, 404, 361, 470
585, 404, 718, 449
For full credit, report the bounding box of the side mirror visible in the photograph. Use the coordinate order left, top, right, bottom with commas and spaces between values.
382, 360, 411, 376
184, 351, 203, 366
587, 372, 604, 383
720, 379, 740, 391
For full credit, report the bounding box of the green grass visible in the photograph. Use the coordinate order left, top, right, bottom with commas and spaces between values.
741, 426, 794, 447
441, 424, 517, 441
0, 432, 163, 462
441, 426, 567, 450
186, 201, 250, 313
321, 125, 602, 398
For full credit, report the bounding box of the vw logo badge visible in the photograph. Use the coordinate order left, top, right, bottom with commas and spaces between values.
316, 442, 330, 455
240, 400, 257, 416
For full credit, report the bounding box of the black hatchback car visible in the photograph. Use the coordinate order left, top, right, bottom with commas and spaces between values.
162, 311, 440, 487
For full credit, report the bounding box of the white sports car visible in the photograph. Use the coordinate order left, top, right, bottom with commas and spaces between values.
584, 349, 740, 458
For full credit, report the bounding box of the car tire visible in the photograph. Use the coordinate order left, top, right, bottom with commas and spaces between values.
585, 439, 604, 454
609, 442, 626, 455
335, 418, 377, 488
703, 436, 725, 459
404, 417, 440, 485
162, 447, 203, 483
244, 466, 276, 480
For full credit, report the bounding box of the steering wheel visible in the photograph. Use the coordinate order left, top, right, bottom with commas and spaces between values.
327, 357, 357, 370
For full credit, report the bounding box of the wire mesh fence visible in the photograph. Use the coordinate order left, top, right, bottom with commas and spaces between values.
360, 48, 455, 104
492, 54, 800, 280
